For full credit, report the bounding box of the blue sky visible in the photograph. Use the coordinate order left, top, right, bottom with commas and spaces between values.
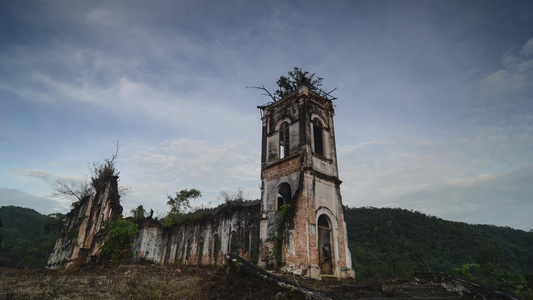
1, 0, 532, 230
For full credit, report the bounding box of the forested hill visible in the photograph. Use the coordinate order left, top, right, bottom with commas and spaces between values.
2, 204, 532, 284
0, 205, 59, 268
344, 206, 533, 280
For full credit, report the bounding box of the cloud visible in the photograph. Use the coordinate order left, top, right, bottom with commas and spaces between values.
130, 139, 258, 180
10, 169, 55, 183
338, 134, 533, 230
477, 38, 533, 105
119, 138, 261, 214
0, 188, 68, 215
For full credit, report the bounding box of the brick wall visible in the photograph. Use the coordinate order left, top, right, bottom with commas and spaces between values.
264, 154, 300, 181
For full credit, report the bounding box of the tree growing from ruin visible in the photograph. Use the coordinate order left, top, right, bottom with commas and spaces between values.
218, 187, 246, 206
164, 188, 202, 226
52, 178, 92, 203
51, 142, 129, 205
130, 205, 147, 220
250, 67, 336, 102
274, 67, 323, 98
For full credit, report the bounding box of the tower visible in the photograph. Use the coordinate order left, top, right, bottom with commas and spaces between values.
258, 85, 354, 279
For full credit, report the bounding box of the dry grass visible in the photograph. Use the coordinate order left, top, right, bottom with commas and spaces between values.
0, 264, 219, 300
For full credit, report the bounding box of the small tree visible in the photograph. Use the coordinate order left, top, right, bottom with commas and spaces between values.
275, 67, 323, 98
130, 205, 146, 220
250, 67, 336, 102
51, 142, 129, 204
164, 188, 202, 226
89, 143, 120, 192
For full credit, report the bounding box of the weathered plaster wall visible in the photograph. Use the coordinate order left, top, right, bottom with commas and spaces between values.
47, 177, 123, 270
132, 204, 261, 266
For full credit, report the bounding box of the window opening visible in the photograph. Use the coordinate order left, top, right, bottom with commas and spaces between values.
165, 239, 172, 264
197, 238, 204, 265
230, 231, 238, 254
212, 234, 220, 265
250, 227, 260, 265
317, 215, 333, 274
279, 122, 289, 159
277, 183, 291, 210
185, 239, 191, 264
312, 118, 324, 156
174, 242, 180, 264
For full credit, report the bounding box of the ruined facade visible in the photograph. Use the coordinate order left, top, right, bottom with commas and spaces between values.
48, 85, 354, 279
47, 177, 123, 270
257, 85, 354, 278
131, 204, 260, 266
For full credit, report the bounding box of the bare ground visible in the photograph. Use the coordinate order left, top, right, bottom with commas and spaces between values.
0, 262, 314, 300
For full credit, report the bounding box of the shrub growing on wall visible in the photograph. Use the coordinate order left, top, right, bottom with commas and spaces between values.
100, 216, 138, 264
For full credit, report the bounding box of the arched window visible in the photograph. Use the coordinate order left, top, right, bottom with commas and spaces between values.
185, 239, 192, 264
277, 183, 291, 210
212, 234, 221, 265
317, 215, 333, 274
249, 227, 260, 264
174, 241, 180, 264
312, 118, 324, 156
229, 231, 238, 254
197, 238, 204, 265
279, 121, 289, 159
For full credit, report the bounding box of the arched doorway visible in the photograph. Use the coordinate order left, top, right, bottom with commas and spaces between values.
317, 215, 333, 274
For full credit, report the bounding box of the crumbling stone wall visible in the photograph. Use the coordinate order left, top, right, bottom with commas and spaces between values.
47, 177, 123, 270
132, 204, 261, 266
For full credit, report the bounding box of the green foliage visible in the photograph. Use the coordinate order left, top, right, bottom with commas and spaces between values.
453, 263, 479, 281
167, 188, 202, 216
278, 204, 291, 222
43, 212, 66, 237
163, 212, 178, 227
275, 67, 323, 98
164, 188, 202, 226
130, 205, 146, 220
495, 270, 527, 296
277, 204, 291, 230
90, 154, 119, 192
0, 206, 59, 268
99, 216, 139, 264
478, 244, 503, 271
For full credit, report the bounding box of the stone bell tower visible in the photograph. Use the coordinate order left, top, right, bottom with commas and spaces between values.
257, 85, 354, 279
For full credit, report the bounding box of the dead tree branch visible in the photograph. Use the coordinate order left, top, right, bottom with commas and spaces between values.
247, 85, 279, 102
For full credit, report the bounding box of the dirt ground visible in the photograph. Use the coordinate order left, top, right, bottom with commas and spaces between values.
0, 262, 319, 300
1, 264, 222, 299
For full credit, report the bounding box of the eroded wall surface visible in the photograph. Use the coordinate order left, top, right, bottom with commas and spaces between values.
47, 177, 123, 270
132, 204, 261, 266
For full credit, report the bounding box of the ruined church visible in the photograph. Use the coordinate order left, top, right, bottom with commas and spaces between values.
47, 85, 354, 279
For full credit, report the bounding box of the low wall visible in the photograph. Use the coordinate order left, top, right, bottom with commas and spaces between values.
132, 204, 261, 266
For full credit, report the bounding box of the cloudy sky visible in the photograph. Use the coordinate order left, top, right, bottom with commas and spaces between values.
1, 0, 532, 231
